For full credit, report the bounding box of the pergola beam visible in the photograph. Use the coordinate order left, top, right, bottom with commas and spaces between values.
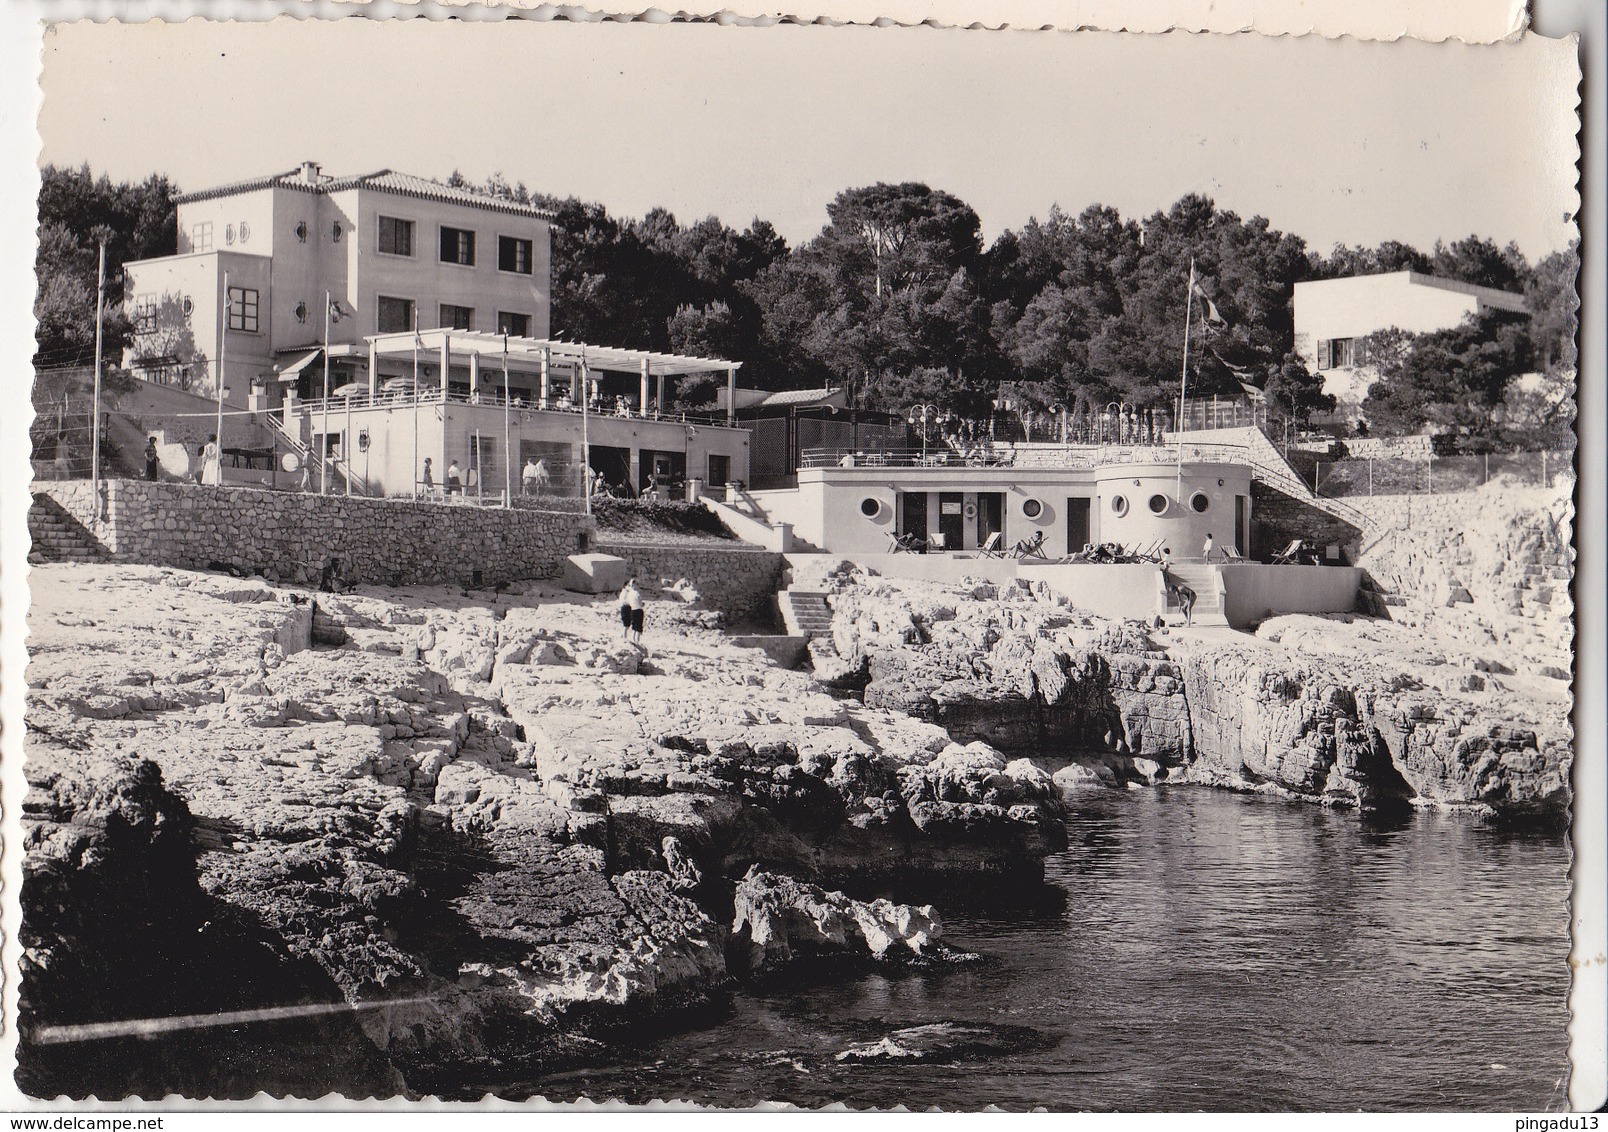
365, 328, 741, 379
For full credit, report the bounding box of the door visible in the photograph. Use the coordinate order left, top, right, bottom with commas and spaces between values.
937, 492, 965, 551
900, 491, 928, 545
1235, 494, 1249, 557
1066, 497, 1091, 554
977, 492, 1004, 550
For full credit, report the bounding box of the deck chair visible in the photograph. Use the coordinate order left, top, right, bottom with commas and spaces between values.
1012, 532, 1049, 560
1271, 538, 1304, 565
928, 532, 948, 553
978, 531, 1004, 558
889, 531, 925, 554
1222, 544, 1245, 561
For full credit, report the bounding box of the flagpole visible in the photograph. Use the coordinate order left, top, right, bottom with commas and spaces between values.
90, 238, 106, 512
1177, 256, 1196, 503
412, 312, 420, 500
502, 333, 512, 508
218, 270, 229, 486
344, 338, 353, 497
321, 289, 332, 495
580, 348, 591, 516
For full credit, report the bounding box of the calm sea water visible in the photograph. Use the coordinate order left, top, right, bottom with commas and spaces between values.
525, 787, 1572, 1111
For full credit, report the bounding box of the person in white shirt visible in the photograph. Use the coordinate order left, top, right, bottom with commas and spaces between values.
618, 578, 645, 644
1201, 532, 1215, 562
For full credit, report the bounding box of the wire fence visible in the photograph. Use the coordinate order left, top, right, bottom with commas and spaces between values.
1313, 451, 1570, 498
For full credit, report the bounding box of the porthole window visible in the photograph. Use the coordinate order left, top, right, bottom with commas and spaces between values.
859, 497, 881, 518
1149, 493, 1169, 515
332, 221, 344, 243
295, 221, 309, 242
1022, 498, 1043, 519
1110, 495, 1129, 517
225, 224, 236, 245
1190, 491, 1211, 513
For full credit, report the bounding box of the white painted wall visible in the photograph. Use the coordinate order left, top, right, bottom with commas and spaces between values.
755, 463, 1251, 559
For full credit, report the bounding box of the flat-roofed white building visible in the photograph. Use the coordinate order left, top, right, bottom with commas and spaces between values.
1292, 270, 1528, 413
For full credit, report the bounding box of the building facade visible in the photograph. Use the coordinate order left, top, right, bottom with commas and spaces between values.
749, 447, 1254, 558
122, 162, 752, 499
123, 161, 555, 399
1292, 270, 1528, 415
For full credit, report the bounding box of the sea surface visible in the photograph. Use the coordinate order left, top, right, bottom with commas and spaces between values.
525, 787, 1572, 1111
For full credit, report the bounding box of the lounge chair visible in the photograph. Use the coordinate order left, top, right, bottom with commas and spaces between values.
1222, 545, 1245, 561
928, 532, 948, 553
978, 531, 1004, 558
1271, 538, 1305, 565
889, 531, 926, 554
1011, 533, 1049, 561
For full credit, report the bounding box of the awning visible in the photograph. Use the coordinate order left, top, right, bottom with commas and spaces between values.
276, 349, 322, 381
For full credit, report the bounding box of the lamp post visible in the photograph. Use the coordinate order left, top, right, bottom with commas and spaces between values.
907, 402, 937, 460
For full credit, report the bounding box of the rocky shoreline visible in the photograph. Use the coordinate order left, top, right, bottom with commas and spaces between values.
21, 492, 1570, 1096
21, 563, 1062, 1098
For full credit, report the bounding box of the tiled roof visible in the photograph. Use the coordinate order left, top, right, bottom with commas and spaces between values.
176, 168, 555, 219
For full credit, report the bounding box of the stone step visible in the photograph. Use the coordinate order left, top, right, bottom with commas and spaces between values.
779, 590, 833, 639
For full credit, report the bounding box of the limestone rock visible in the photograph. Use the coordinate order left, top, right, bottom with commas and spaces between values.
730, 869, 939, 974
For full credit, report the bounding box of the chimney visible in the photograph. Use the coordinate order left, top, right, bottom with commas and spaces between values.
300, 161, 322, 184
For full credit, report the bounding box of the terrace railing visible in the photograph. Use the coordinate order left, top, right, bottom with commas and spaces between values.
295, 388, 735, 428
799, 440, 1257, 471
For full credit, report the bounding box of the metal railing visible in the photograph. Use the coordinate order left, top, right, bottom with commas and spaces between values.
295, 388, 736, 429
800, 440, 1256, 471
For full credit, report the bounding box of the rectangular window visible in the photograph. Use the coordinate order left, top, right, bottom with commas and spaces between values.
191, 222, 213, 253
133, 294, 157, 333
378, 215, 414, 257
497, 311, 531, 337
498, 235, 533, 274
440, 226, 476, 266
1318, 338, 1355, 371
227, 286, 260, 333
440, 304, 474, 331
377, 295, 415, 334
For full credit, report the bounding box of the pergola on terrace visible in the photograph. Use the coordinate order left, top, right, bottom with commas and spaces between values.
356, 329, 742, 423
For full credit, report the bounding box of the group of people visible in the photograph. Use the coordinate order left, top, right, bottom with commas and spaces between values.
417, 457, 476, 499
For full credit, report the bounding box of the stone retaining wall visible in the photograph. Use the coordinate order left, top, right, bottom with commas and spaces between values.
36, 480, 593, 588
596, 540, 785, 624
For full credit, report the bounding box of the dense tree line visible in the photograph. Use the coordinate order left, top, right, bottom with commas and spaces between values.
38, 164, 1578, 450
34, 164, 178, 373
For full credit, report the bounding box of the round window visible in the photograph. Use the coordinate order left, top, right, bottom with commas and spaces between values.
1110, 495, 1129, 517
859, 497, 881, 518
1022, 498, 1043, 519
1149, 493, 1169, 515
1191, 491, 1211, 513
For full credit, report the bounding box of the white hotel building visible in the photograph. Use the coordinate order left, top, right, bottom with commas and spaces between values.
122, 162, 749, 498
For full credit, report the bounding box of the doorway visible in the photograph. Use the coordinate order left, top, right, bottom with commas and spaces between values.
937, 492, 964, 551
900, 491, 928, 545
1066, 496, 1091, 554
976, 492, 1004, 550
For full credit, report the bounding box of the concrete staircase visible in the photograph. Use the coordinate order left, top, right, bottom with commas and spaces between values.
1160, 562, 1228, 626
28, 493, 105, 564
778, 589, 833, 639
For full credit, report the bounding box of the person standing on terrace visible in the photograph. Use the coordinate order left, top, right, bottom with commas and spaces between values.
199, 434, 222, 486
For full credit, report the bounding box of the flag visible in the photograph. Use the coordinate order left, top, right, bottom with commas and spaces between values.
1191, 278, 1226, 326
